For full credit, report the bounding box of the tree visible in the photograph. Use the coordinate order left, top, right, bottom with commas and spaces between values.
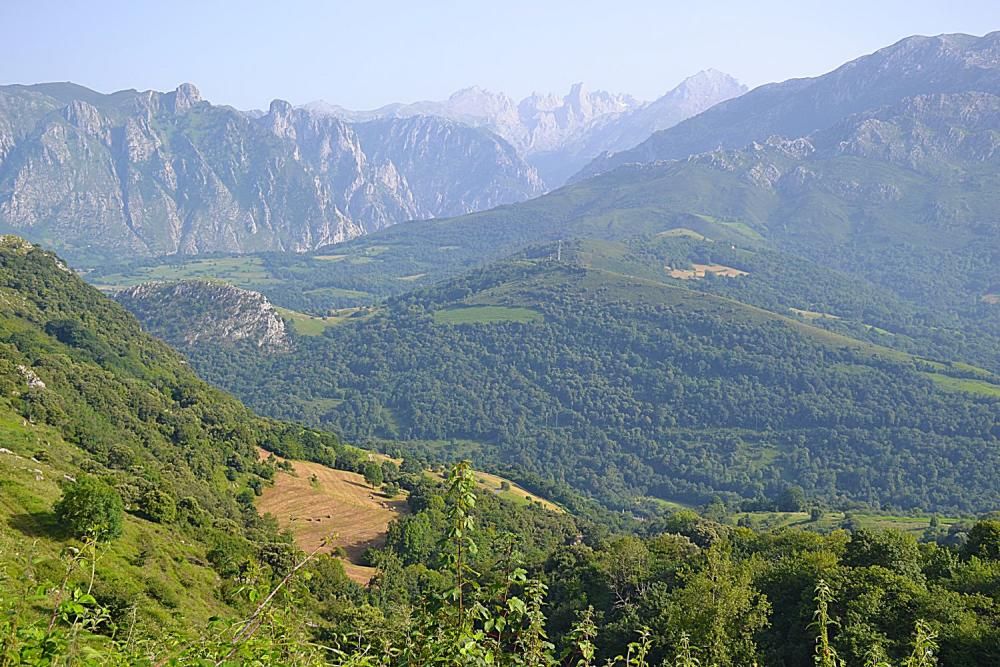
381, 460, 399, 483
963, 520, 1000, 561
363, 461, 384, 488
843, 529, 922, 579
401, 457, 423, 474
54, 476, 124, 542
778, 485, 806, 512
663, 544, 770, 667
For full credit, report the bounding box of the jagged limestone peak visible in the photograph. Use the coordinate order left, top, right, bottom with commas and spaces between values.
168, 82, 202, 113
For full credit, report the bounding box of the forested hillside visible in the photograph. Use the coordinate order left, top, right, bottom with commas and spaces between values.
125, 258, 1000, 514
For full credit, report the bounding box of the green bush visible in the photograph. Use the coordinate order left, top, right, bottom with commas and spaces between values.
139, 488, 177, 524
53, 476, 124, 542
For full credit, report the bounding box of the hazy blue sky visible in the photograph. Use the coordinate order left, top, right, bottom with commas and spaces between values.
2, 1, 998, 109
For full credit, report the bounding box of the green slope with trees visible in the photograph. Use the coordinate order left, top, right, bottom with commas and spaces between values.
141, 258, 999, 514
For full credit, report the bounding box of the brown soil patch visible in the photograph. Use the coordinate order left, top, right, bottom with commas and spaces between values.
666, 263, 748, 280
256, 449, 407, 584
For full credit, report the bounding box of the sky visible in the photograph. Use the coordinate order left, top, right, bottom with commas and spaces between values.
2, 1, 999, 110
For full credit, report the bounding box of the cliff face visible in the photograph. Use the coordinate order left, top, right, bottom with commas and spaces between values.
0, 83, 543, 264
115, 280, 289, 350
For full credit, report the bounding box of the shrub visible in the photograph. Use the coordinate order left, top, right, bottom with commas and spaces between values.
53, 476, 124, 542
964, 520, 1000, 560
139, 488, 177, 524
144, 575, 181, 609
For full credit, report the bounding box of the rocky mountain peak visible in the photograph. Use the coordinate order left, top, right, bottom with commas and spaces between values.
62, 100, 107, 137
671, 69, 747, 101
266, 98, 297, 139
0, 81, 545, 262
575, 31, 1000, 182
269, 98, 293, 116
168, 83, 202, 114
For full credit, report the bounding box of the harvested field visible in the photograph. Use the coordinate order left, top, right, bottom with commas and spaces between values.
256, 449, 407, 584
666, 263, 748, 280
790, 308, 840, 321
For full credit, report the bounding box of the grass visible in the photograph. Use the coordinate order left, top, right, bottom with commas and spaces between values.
667, 263, 748, 280
922, 372, 1000, 398
433, 305, 543, 325
790, 308, 841, 321
656, 228, 708, 240
0, 402, 235, 632
303, 286, 371, 299
470, 471, 562, 513
734, 510, 964, 537
254, 448, 563, 584
275, 306, 375, 335
693, 214, 765, 241
91, 257, 278, 291
255, 449, 407, 584
275, 307, 339, 336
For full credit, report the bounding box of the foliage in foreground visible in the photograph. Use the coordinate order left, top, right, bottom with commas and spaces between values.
4, 462, 998, 666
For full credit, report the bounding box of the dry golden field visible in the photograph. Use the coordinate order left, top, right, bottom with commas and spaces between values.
256, 449, 407, 583
666, 263, 748, 280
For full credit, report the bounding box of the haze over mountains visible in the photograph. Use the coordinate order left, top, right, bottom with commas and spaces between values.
3, 17, 1000, 663
217, 31, 997, 326
0, 69, 747, 263
304, 70, 747, 185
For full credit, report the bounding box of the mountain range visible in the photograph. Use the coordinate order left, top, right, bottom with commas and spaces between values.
171, 32, 996, 331
15, 29, 1000, 511
303, 70, 747, 185
575, 31, 1000, 180
0, 82, 542, 265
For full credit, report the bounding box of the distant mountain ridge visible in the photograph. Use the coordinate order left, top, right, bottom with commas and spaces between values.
0, 82, 542, 265
303, 71, 747, 185
575, 31, 1000, 180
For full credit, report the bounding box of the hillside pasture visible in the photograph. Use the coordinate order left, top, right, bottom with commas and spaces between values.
433, 305, 543, 325
256, 450, 407, 583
